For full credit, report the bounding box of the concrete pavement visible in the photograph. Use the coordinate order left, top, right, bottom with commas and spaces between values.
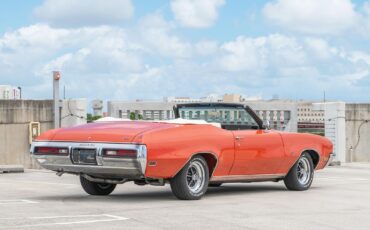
0, 163, 370, 229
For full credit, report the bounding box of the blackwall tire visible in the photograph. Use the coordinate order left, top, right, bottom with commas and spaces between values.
284, 152, 314, 191
80, 176, 116, 196
170, 156, 209, 200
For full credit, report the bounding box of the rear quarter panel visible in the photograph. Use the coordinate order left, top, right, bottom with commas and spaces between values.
138, 124, 235, 179
278, 132, 333, 174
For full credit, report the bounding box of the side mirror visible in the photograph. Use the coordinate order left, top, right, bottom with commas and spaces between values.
263, 120, 271, 130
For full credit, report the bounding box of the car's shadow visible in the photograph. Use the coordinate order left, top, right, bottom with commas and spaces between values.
34, 183, 291, 202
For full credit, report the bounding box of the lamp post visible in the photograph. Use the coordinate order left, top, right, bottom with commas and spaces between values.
53, 71, 61, 128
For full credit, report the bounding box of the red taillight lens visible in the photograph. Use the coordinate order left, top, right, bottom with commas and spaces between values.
34, 147, 69, 155
102, 149, 137, 158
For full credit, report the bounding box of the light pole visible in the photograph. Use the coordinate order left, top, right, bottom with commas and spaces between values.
53, 71, 61, 128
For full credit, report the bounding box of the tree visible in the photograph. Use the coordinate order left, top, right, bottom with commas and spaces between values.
87, 113, 102, 123
129, 112, 143, 120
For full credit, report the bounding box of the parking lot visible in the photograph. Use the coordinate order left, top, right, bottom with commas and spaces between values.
0, 164, 369, 230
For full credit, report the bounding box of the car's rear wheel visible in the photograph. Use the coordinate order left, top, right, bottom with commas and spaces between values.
170, 156, 209, 200
284, 152, 314, 191
80, 176, 116, 195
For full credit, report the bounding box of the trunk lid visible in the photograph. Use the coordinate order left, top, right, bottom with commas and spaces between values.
49, 121, 177, 143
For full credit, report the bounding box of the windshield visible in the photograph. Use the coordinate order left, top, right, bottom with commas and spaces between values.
177, 105, 259, 129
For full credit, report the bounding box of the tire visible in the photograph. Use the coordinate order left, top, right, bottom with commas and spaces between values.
170, 156, 209, 200
209, 183, 222, 187
284, 152, 314, 191
80, 176, 116, 195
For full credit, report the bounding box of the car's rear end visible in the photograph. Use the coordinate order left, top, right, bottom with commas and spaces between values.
30, 141, 147, 179
30, 121, 179, 179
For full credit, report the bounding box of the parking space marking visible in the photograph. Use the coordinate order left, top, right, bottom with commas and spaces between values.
318, 177, 370, 181
0, 180, 77, 186
0, 214, 129, 229
0, 200, 38, 205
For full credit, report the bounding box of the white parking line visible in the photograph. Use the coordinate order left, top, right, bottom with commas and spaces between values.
318, 177, 370, 181
29, 214, 127, 220
0, 200, 38, 205
0, 180, 77, 186
0, 214, 129, 229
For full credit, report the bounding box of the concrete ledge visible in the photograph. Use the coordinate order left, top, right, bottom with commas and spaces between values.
0, 165, 24, 173
329, 161, 341, 166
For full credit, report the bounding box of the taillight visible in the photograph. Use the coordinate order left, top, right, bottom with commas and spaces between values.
34, 147, 69, 156
102, 149, 137, 158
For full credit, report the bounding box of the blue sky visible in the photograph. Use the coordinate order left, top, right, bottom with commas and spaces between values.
1, 0, 370, 102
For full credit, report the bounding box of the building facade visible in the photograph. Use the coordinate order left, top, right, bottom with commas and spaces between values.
107, 96, 297, 132
297, 101, 325, 123
0, 85, 21, 100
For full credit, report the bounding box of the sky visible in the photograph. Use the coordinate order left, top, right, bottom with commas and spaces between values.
1, 0, 370, 102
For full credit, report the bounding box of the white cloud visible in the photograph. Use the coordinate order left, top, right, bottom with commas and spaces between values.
1, 18, 370, 101
263, 0, 357, 35
34, 0, 134, 27
137, 14, 192, 58
170, 0, 225, 28
219, 36, 265, 72
304, 37, 338, 60
195, 40, 219, 56
219, 34, 306, 72
350, 51, 370, 66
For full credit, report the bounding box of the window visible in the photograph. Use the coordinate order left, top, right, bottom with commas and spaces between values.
177, 105, 260, 130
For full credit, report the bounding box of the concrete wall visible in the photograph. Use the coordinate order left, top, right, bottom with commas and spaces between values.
0, 100, 54, 168
346, 104, 370, 162
314, 102, 346, 163
61, 99, 87, 127
0, 99, 87, 168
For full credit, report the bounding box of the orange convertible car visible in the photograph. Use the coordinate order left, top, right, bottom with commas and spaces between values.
31, 103, 333, 200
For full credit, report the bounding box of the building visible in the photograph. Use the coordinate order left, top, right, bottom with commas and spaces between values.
297, 101, 325, 123
108, 100, 175, 120
164, 94, 222, 103
92, 99, 103, 116
223, 94, 242, 103
107, 96, 297, 132
296, 101, 325, 135
0, 85, 21, 99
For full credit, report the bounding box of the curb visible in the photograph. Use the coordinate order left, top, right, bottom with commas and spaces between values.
329, 161, 341, 166
0, 165, 24, 174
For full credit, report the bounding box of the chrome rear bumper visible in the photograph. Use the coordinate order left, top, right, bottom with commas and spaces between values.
30, 141, 147, 179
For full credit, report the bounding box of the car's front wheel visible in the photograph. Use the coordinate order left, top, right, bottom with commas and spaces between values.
284, 152, 314, 191
80, 176, 116, 195
170, 156, 209, 200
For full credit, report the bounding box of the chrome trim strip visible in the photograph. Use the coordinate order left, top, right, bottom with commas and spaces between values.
137, 145, 147, 174
31, 141, 142, 152
210, 174, 285, 183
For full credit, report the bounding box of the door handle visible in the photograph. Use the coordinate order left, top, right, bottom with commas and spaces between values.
235, 136, 244, 140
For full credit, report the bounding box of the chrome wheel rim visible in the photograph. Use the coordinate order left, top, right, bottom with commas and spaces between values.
297, 157, 311, 185
186, 161, 205, 194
